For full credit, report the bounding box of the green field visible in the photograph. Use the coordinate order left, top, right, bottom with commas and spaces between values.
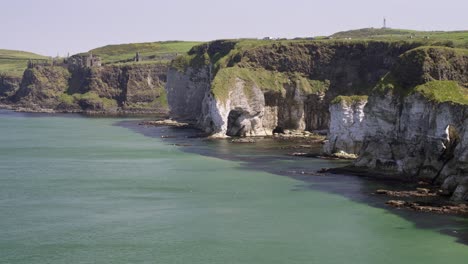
86, 41, 202, 64
330, 28, 468, 48
0, 49, 48, 77
1, 28, 467, 77
0, 41, 201, 77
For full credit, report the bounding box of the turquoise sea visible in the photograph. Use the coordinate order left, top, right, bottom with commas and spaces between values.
1, 110, 468, 264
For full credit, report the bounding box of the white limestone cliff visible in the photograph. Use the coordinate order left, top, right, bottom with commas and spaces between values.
166, 66, 327, 137
323, 97, 367, 155
325, 90, 467, 201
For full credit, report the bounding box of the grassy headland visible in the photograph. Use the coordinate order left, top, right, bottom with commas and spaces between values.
373, 45, 468, 105
0, 49, 49, 77
85, 41, 202, 65
330, 28, 468, 48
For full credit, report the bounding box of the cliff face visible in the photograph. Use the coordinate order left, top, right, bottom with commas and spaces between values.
67, 63, 168, 111
325, 47, 468, 201
167, 66, 331, 137
166, 67, 211, 121
0, 75, 21, 100
6, 61, 169, 113
166, 40, 419, 136
12, 66, 71, 109
354, 91, 467, 201
323, 96, 367, 155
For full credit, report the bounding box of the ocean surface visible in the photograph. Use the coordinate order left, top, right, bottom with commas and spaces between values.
1, 109, 468, 264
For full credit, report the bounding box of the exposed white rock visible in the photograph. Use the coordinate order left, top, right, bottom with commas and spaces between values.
166, 66, 328, 138
324, 89, 467, 201
323, 98, 367, 155
353, 92, 467, 201
199, 78, 276, 137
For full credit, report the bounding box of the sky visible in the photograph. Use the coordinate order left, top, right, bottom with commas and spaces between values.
1, 0, 467, 56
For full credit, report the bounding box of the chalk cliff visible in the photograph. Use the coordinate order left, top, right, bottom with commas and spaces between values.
354, 91, 467, 201
325, 47, 468, 201
322, 95, 367, 155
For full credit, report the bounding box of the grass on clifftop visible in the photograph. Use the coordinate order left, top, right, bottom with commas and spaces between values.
330, 28, 468, 48
0, 49, 48, 77
87, 41, 201, 64
331, 95, 369, 104
172, 27, 468, 74
211, 66, 330, 102
414, 81, 468, 105
211, 67, 287, 101
331, 28, 419, 38
375, 75, 468, 105
374, 44, 468, 94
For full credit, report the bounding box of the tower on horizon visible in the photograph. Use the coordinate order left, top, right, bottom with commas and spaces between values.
383, 17, 387, 29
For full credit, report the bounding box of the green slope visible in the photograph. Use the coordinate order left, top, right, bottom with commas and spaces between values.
0, 49, 48, 77
330, 28, 468, 48
414, 81, 468, 105
86, 41, 202, 64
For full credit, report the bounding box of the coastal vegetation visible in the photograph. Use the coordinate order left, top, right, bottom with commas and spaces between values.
414, 80, 468, 105
331, 28, 468, 48
86, 41, 201, 64
211, 66, 330, 102
58, 92, 118, 110
374, 45, 468, 105
331, 95, 369, 105
0, 49, 48, 77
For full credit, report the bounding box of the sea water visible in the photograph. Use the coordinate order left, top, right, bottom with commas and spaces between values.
1, 110, 468, 264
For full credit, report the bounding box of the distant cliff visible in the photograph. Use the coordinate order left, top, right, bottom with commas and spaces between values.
0, 41, 200, 114
2, 57, 169, 114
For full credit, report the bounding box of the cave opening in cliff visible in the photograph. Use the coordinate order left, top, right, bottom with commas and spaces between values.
433, 125, 461, 184
439, 125, 461, 163
272, 126, 284, 134
226, 109, 246, 137
446, 125, 460, 151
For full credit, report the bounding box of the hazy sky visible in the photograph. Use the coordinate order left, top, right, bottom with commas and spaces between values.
1, 0, 467, 56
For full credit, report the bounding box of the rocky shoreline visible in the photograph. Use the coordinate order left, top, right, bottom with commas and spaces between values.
135, 118, 468, 216
136, 120, 468, 216
376, 187, 468, 215
318, 166, 468, 215
138, 119, 192, 128
385, 200, 468, 215
0, 103, 168, 117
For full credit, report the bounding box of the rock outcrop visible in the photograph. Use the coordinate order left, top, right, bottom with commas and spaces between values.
325, 47, 468, 201
12, 66, 71, 109
323, 95, 367, 155
4, 58, 169, 113
0, 75, 21, 100
354, 91, 468, 201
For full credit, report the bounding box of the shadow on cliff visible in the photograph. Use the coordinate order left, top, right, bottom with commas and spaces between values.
117, 120, 468, 246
